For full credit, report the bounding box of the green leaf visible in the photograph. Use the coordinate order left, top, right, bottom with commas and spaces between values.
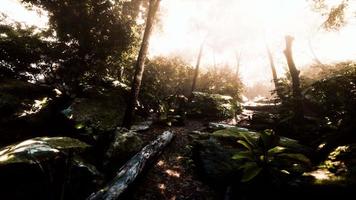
240, 132, 256, 148
237, 140, 253, 151
241, 162, 262, 182
279, 153, 310, 164
268, 146, 286, 155
232, 151, 254, 161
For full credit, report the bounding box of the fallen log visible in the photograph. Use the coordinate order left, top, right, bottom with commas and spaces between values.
87, 131, 174, 200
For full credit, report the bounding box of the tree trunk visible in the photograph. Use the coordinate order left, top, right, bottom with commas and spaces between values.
266, 46, 283, 99
189, 42, 204, 99
235, 50, 241, 77
122, 0, 161, 128
283, 35, 304, 122
88, 131, 174, 200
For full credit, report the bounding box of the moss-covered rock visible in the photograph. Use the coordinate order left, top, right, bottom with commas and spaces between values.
0, 137, 100, 200
187, 92, 241, 120
63, 89, 126, 135
192, 139, 240, 186
104, 129, 143, 171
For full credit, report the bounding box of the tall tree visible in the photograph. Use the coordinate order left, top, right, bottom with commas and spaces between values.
235, 50, 241, 77
283, 35, 304, 121
266, 46, 279, 89
189, 42, 204, 99
122, 0, 161, 128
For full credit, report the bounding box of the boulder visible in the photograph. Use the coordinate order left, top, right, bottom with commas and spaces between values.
104, 129, 143, 171
0, 137, 100, 200
63, 89, 126, 136
131, 121, 152, 132
192, 139, 240, 186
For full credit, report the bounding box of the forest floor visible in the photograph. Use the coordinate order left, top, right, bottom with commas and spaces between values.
124, 101, 260, 200
125, 120, 219, 200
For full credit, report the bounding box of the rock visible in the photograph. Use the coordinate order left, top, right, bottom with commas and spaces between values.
0, 137, 90, 165
131, 121, 152, 132
208, 122, 248, 131
104, 129, 143, 171
187, 92, 241, 120
192, 139, 239, 186
63, 89, 126, 136
189, 130, 210, 140
0, 137, 99, 200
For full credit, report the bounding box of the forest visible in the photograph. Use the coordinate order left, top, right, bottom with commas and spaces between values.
0, 0, 355, 199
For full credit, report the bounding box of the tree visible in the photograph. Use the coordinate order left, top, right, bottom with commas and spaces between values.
122, 0, 161, 128
266, 46, 278, 90
310, 0, 351, 31
283, 35, 304, 122
189, 42, 205, 99
1, 0, 146, 94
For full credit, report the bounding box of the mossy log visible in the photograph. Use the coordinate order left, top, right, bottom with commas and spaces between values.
87, 131, 174, 200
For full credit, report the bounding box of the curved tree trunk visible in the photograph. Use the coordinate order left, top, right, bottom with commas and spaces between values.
122, 0, 161, 128
283, 35, 304, 122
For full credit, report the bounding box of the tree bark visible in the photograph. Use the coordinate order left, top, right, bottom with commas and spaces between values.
122, 0, 161, 128
283, 35, 304, 122
266, 46, 283, 99
189, 42, 204, 99
88, 131, 174, 200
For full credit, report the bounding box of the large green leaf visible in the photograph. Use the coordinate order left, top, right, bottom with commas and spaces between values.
232, 151, 254, 161
268, 146, 287, 155
240, 132, 256, 149
237, 140, 253, 151
240, 162, 262, 182
0, 137, 90, 165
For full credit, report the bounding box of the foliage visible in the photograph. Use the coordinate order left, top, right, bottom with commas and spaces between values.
274, 62, 356, 139
310, 0, 351, 31
140, 56, 243, 119
1, 0, 148, 94
187, 92, 241, 120
233, 129, 311, 182
197, 65, 243, 100
140, 56, 193, 112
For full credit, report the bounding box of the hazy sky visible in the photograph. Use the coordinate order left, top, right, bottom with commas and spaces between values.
2, 0, 356, 86
150, 0, 356, 85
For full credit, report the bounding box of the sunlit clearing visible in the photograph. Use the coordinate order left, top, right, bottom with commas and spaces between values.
150, 0, 356, 86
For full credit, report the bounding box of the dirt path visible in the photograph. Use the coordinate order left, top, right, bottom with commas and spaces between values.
125, 120, 218, 200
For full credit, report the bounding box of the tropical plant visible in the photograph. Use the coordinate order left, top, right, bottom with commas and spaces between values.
232, 129, 311, 182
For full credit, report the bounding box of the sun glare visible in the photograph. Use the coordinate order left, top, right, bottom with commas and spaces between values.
150, 0, 356, 86
1, 0, 356, 86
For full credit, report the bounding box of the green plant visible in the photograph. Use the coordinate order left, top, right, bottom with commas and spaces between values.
232, 129, 310, 182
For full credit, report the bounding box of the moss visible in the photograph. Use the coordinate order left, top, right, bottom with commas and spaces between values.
68, 90, 126, 134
